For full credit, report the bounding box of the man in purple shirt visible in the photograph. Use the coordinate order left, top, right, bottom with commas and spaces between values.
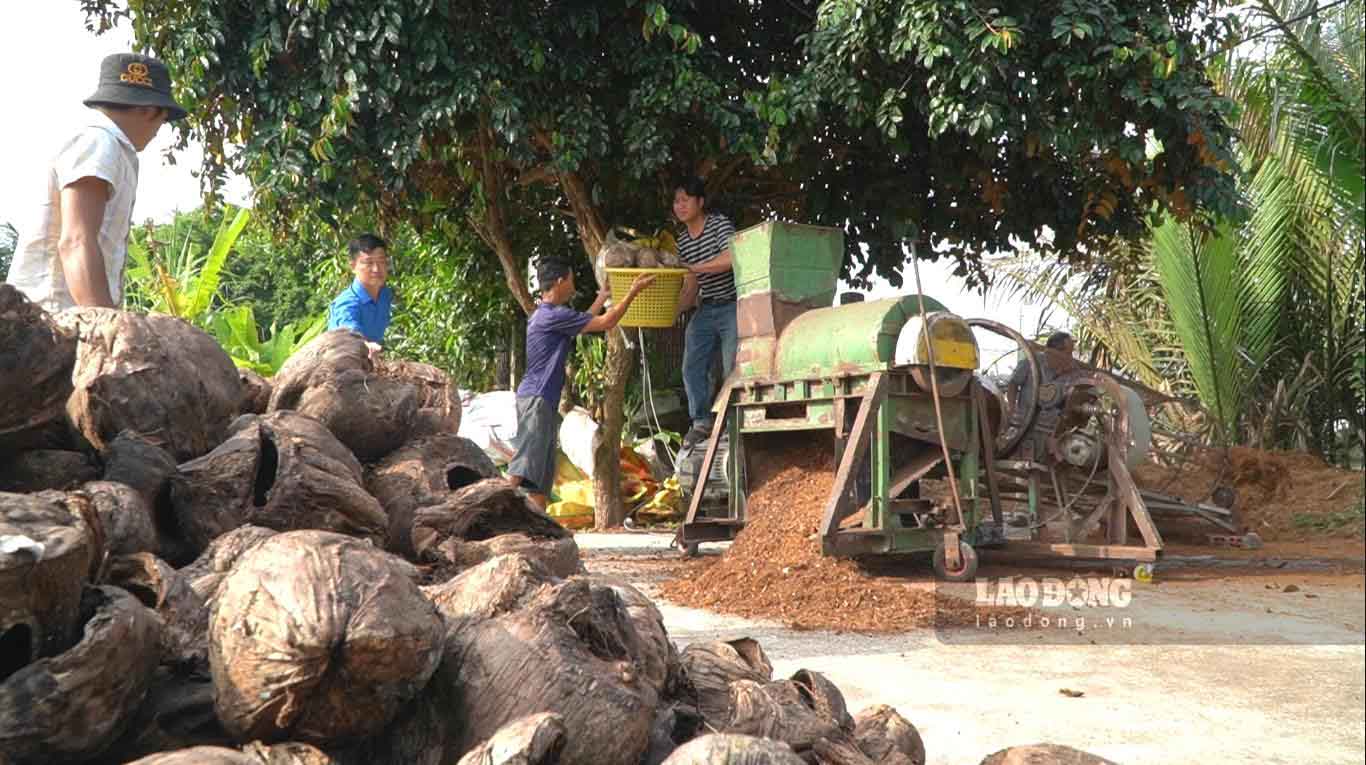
508, 258, 654, 509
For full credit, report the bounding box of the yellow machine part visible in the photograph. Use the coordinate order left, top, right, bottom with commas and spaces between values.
894, 312, 980, 370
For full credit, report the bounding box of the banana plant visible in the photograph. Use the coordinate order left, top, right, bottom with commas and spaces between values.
125, 206, 251, 326
210, 305, 327, 376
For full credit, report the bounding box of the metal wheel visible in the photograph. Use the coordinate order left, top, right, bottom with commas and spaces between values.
932, 540, 979, 582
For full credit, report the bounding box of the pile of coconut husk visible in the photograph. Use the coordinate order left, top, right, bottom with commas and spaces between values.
1, 292, 1121, 765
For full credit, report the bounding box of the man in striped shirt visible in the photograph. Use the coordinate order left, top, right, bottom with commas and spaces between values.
673, 176, 738, 441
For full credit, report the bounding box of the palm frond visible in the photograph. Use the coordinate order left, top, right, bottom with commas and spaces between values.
1151, 217, 1247, 442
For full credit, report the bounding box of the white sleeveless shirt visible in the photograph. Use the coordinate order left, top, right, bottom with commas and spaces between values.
6, 110, 139, 312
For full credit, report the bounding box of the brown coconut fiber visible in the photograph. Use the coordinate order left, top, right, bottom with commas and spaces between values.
661, 444, 1028, 633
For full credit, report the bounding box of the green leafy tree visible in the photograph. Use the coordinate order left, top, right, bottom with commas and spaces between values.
86, 0, 1241, 525
219, 217, 336, 332
0, 222, 16, 280
759, 0, 1243, 283
991, 0, 1365, 461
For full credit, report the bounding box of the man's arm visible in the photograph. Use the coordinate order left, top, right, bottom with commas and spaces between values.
687, 247, 733, 274
583, 275, 656, 333
57, 177, 115, 307
589, 288, 610, 316
676, 273, 699, 316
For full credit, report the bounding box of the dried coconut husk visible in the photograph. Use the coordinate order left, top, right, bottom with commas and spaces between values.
238, 369, 273, 415
124, 748, 258, 765
660, 734, 805, 765
422, 532, 583, 582
329, 683, 452, 765
642, 703, 705, 765
178, 525, 279, 603
167, 412, 386, 562
209, 530, 443, 745
578, 573, 679, 697
294, 368, 419, 463
57, 308, 241, 462
978, 744, 1118, 765
791, 669, 853, 733
240, 741, 339, 765
437, 577, 660, 765
376, 359, 462, 434
0, 491, 99, 666
99, 668, 231, 763
812, 737, 882, 765
852, 705, 924, 765
0, 586, 160, 764
0, 449, 100, 492
422, 553, 554, 624
455, 713, 568, 765
366, 434, 499, 557
100, 429, 179, 512
107, 553, 209, 670
267, 330, 371, 411
0, 284, 76, 454
410, 479, 569, 548
678, 638, 773, 727
726, 679, 844, 754
83, 480, 159, 557
603, 241, 639, 268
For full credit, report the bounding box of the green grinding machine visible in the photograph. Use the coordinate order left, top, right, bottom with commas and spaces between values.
678, 222, 1169, 580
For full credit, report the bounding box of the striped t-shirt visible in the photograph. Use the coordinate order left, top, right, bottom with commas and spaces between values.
677, 213, 737, 303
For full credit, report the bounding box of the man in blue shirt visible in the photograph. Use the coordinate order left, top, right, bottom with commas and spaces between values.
508, 258, 653, 509
327, 233, 393, 358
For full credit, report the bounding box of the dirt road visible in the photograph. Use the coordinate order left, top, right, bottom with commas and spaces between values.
578, 533, 1366, 765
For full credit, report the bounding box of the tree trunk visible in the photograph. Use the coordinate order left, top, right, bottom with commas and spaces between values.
593, 329, 633, 527
550, 165, 634, 529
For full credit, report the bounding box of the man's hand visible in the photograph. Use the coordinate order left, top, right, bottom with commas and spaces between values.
582, 274, 657, 333
627, 274, 657, 296
366, 341, 383, 362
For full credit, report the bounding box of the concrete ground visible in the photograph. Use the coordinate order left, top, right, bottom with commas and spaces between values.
576, 532, 1366, 765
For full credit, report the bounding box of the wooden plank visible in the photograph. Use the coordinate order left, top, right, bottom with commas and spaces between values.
997, 541, 1160, 562
819, 372, 887, 542
680, 385, 734, 539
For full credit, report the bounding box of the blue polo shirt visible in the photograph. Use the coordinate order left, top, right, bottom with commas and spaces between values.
327, 279, 393, 343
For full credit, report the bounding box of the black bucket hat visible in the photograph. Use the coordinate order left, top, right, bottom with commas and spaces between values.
83, 53, 187, 122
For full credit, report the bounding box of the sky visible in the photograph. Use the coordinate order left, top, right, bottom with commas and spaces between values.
0, 4, 1062, 373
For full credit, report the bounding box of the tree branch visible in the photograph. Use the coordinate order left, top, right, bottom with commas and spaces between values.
472, 118, 535, 315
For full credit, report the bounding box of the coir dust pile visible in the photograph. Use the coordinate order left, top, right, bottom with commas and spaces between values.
1134, 446, 1364, 542
661, 442, 1028, 632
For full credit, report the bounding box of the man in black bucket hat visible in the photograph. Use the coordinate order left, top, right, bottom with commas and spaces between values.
6, 53, 186, 312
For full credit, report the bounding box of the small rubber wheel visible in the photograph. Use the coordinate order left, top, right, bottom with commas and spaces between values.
932, 540, 979, 582
677, 540, 700, 558
1133, 563, 1155, 583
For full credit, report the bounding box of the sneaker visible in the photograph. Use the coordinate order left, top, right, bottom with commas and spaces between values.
682, 422, 711, 449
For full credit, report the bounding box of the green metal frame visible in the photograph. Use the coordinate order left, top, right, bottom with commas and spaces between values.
679, 368, 989, 557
